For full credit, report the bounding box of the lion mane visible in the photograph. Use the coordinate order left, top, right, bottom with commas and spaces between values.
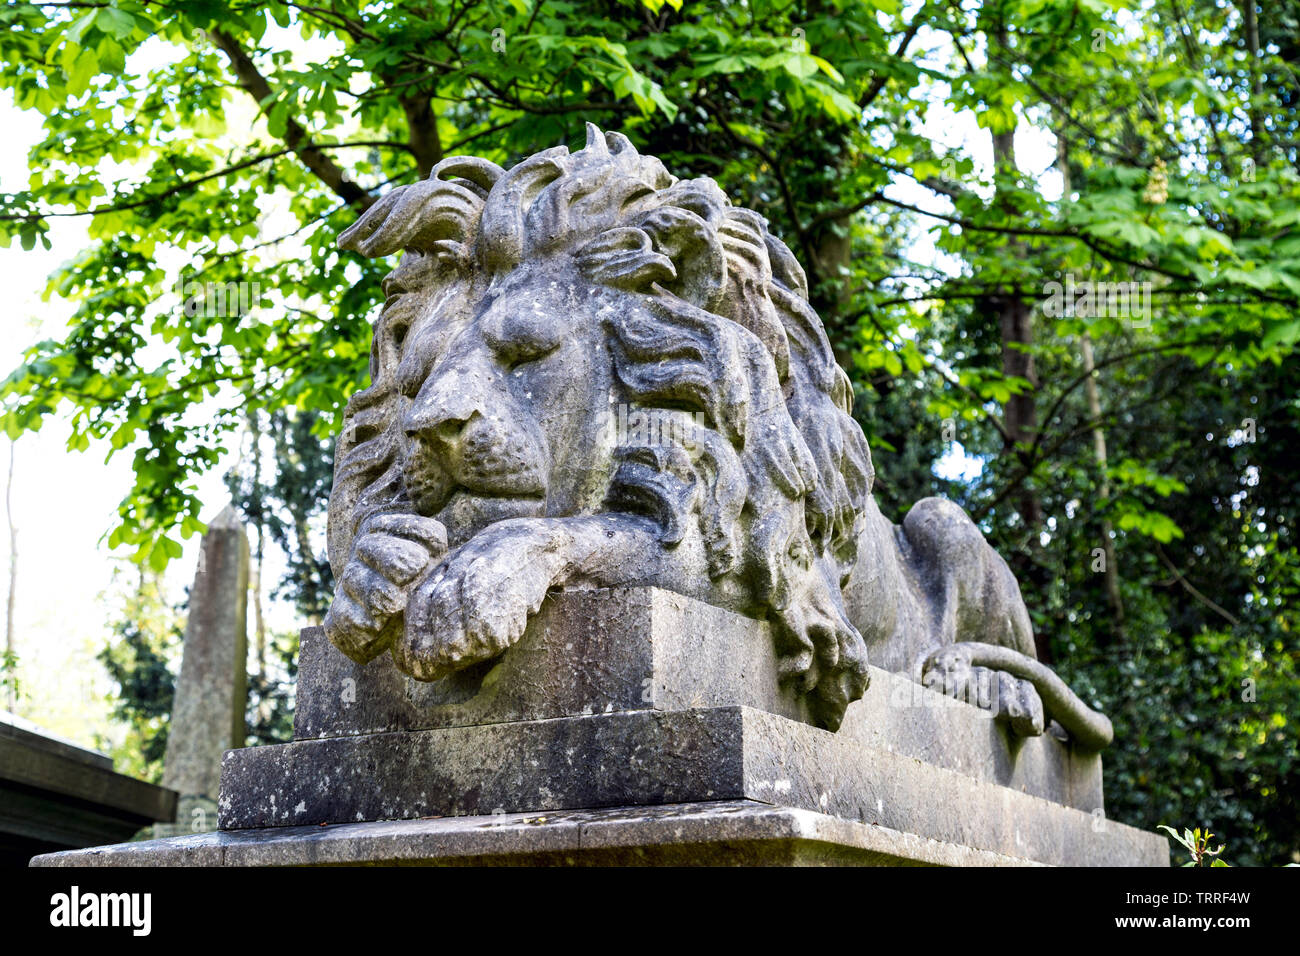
331, 124, 874, 728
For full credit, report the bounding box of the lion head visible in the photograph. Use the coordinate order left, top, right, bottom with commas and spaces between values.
327, 125, 874, 728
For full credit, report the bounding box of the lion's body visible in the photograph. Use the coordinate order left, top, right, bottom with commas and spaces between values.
322, 124, 1110, 744
845, 496, 1036, 677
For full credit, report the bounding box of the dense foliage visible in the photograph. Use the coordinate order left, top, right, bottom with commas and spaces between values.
96, 564, 302, 778
95, 569, 179, 780
1, 0, 1296, 862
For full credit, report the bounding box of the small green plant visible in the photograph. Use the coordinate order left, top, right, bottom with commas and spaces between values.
1158, 825, 1230, 867
0, 648, 21, 707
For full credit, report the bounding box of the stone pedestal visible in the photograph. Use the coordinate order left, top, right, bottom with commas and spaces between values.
27, 801, 1063, 867
33, 587, 1168, 867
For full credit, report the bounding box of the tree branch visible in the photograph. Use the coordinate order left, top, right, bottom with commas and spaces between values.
0, 142, 404, 222
1155, 545, 1242, 627
207, 27, 374, 209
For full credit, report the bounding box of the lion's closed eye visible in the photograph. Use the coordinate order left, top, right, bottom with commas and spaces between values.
484, 307, 563, 369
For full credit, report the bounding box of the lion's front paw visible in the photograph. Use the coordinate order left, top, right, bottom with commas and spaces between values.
392, 523, 566, 682
324, 513, 447, 663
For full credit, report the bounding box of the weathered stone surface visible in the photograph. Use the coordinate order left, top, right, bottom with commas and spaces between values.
32, 830, 226, 867
159, 506, 249, 816
217, 703, 1163, 866
226, 708, 745, 828
320, 123, 1111, 742
33, 800, 1052, 867
295, 586, 1101, 810
294, 587, 811, 737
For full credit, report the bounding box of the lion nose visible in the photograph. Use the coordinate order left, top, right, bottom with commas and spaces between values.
403, 405, 474, 445
403, 371, 481, 445
402, 354, 502, 447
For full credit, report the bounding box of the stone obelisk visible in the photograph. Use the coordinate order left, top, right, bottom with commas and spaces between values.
156, 504, 248, 835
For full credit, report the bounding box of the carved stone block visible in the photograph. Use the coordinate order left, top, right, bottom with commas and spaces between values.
291, 587, 1102, 811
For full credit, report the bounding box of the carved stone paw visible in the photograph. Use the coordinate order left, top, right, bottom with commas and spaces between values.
323, 513, 448, 663
923, 650, 1045, 738
773, 569, 870, 732
393, 521, 566, 682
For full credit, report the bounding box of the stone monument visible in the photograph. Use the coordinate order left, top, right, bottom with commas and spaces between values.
151, 504, 249, 837
34, 127, 1166, 866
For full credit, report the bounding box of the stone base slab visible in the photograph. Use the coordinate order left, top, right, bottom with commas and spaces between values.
33, 800, 1049, 866
215, 705, 1166, 866
294, 587, 1102, 811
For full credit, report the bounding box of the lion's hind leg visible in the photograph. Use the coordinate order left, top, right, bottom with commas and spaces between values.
898, 496, 1036, 656
898, 497, 1055, 738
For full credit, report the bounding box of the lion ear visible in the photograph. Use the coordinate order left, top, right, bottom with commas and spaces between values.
636, 206, 726, 310
339, 157, 503, 259
576, 227, 678, 289
476, 146, 569, 271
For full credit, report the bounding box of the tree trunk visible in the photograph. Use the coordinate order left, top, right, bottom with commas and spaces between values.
1058, 123, 1126, 639
985, 18, 1047, 660
989, 92, 1042, 534
248, 410, 267, 682
401, 94, 443, 179
813, 213, 855, 373
1080, 333, 1125, 637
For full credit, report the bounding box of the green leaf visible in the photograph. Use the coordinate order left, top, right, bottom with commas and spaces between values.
1262, 319, 1300, 348
96, 37, 126, 75
1158, 825, 1195, 852
95, 7, 136, 40
783, 53, 820, 80
65, 9, 98, 46
66, 47, 99, 96
1089, 218, 1160, 248
811, 55, 844, 85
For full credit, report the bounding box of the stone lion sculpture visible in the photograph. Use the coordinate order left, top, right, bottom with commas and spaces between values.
323, 124, 1111, 746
